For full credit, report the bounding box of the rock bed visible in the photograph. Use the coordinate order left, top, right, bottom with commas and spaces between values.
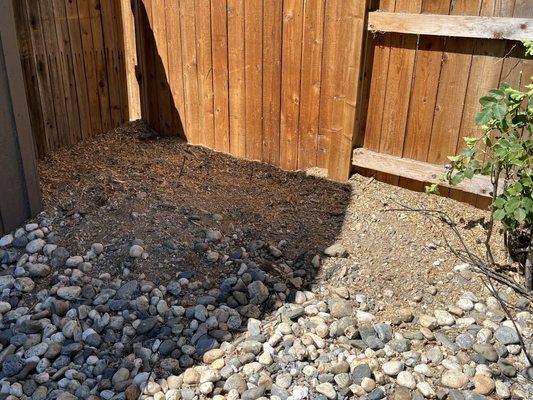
0, 216, 531, 400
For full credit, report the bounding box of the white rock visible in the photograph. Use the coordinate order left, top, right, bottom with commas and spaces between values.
129, 245, 144, 258
360, 377, 376, 392
356, 310, 375, 324
315, 382, 336, 399
0, 234, 13, 247
495, 380, 511, 399
382, 360, 404, 376
434, 309, 455, 326
397, 371, 416, 389
455, 297, 474, 311
441, 370, 468, 389
419, 314, 438, 330
416, 382, 436, 398
0, 302, 11, 314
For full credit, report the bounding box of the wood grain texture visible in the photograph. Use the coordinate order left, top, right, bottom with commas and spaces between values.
179, 0, 200, 144
120, 0, 141, 120
227, 0, 246, 156
317, 0, 344, 168
298, 0, 324, 170
262, 0, 282, 166
280, 0, 304, 170
195, 0, 214, 147
244, 0, 263, 161
377, 0, 421, 185
353, 148, 497, 197
211, 0, 230, 152
368, 12, 532, 40
327, 0, 370, 181
399, 0, 452, 192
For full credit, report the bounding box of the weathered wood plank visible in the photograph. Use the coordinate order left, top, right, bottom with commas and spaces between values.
152, 0, 172, 134
227, 0, 246, 156
353, 148, 496, 197
64, 0, 93, 140
262, 0, 282, 165
399, 0, 452, 192
244, 0, 263, 161
89, 0, 113, 132
76, 0, 103, 135
166, 0, 185, 135
120, 0, 141, 120
51, 0, 82, 145
195, 0, 214, 146
367, 12, 533, 40
377, 0, 421, 185
180, 0, 200, 144
280, 0, 304, 170
297, 0, 324, 170
211, 0, 230, 152
327, 0, 371, 181
12, 0, 45, 155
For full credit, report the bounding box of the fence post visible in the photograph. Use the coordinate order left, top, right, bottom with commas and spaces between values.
0, 0, 42, 233
327, 0, 371, 182
120, 0, 142, 121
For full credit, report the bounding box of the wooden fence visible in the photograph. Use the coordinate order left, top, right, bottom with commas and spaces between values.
356, 0, 533, 205
0, 1, 41, 235
134, 0, 367, 179
9, 0, 533, 188
13, 0, 129, 157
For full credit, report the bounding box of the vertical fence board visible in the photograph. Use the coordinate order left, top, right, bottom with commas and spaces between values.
64, 0, 93, 140
399, 0, 451, 192
12, 0, 45, 154
378, 0, 421, 185
166, 0, 185, 135
152, 0, 172, 134
180, 0, 200, 144
262, 0, 282, 165
280, 0, 303, 170
227, 0, 246, 156
244, 0, 263, 161
327, 0, 370, 181
297, 0, 324, 170
51, 0, 82, 145
77, 0, 104, 135
427, 0, 483, 199
211, 0, 230, 152
195, 0, 215, 147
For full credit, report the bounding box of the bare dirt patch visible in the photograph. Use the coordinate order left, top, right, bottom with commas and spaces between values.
38, 121, 510, 318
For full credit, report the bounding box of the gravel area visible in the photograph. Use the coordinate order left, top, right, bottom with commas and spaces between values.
0, 121, 530, 399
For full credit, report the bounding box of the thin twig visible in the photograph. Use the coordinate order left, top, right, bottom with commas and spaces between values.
382, 200, 532, 370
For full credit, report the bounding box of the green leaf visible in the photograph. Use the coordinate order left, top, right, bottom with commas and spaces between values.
489, 88, 505, 100
493, 209, 506, 220
513, 208, 526, 222
494, 197, 506, 208
476, 108, 493, 125
479, 96, 496, 106
450, 173, 464, 186
492, 104, 507, 120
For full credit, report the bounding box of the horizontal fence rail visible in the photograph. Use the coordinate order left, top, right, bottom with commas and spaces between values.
368, 12, 533, 40
359, 0, 533, 206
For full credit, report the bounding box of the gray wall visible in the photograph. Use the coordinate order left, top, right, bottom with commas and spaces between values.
0, 1, 41, 235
